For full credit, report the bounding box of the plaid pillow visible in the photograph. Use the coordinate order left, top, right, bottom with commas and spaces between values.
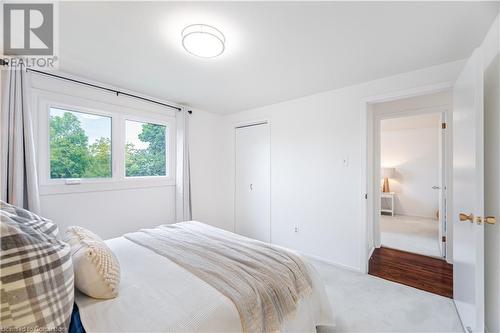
0, 201, 59, 238
0, 212, 74, 331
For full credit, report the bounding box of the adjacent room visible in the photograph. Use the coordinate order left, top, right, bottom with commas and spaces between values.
1, 2, 499, 333
380, 113, 443, 257
376, 92, 450, 259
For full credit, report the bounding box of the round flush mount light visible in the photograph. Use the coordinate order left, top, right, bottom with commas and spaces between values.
182, 24, 225, 58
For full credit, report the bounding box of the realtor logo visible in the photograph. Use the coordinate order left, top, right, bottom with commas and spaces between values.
3, 3, 54, 56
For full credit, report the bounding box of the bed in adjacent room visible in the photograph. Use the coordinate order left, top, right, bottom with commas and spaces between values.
73, 222, 334, 333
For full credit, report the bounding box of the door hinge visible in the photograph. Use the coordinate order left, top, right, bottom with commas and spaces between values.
442, 236, 446, 242
442, 122, 447, 129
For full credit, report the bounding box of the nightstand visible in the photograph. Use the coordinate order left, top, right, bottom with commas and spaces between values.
381, 192, 395, 216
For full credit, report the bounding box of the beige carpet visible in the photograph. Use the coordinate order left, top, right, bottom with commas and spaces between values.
380, 215, 442, 257
312, 258, 462, 333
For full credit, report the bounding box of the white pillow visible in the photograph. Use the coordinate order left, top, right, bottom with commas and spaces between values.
65, 226, 120, 299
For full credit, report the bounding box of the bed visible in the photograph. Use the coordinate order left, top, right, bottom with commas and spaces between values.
74, 222, 334, 332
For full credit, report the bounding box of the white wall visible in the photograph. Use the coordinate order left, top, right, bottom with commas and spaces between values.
40, 187, 175, 239
482, 14, 500, 333
188, 108, 232, 230
381, 124, 440, 218
217, 60, 464, 271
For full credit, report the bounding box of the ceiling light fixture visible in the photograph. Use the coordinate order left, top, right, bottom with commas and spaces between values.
182, 24, 225, 58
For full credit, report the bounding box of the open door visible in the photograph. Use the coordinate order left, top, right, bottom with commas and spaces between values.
453, 48, 485, 333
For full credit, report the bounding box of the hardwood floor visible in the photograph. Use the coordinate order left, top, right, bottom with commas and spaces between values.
369, 247, 453, 298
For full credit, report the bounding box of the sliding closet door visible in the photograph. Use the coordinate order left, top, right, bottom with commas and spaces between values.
235, 123, 271, 243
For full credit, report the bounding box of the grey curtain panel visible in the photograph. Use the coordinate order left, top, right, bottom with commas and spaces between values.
175, 108, 192, 222
1, 68, 41, 214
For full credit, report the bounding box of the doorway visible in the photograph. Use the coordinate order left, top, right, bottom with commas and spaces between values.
366, 91, 453, 265
364, 91, 454, 297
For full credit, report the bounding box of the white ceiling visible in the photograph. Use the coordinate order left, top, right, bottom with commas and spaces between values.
59, 2, 499, 114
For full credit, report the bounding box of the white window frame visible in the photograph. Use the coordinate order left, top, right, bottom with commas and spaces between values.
35, 91, 176, 195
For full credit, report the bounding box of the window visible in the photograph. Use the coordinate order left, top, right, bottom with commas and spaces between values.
125, 120, 167, 177
38, 96, 175, 194
49, 107, 112, 179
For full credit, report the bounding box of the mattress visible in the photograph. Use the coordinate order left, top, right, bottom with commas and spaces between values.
75, 234, 334, 332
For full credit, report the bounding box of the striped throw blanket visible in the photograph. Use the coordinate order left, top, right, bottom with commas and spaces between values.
125, 221, 312, 333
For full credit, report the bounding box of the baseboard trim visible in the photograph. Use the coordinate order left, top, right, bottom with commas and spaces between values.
368, 246, 376, 259
368, 246, 376, 261
299, 251, 362, 273
391, 213, 438, 220
361, 246, 377, 274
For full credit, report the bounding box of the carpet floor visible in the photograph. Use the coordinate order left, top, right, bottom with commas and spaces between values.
311, 259, 463, 332
380, 215, 442, 258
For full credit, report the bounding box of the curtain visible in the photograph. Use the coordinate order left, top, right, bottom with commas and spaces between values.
0, 67, 41, 214
175, 108, 192, 222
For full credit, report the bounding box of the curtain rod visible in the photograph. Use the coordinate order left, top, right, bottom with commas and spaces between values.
27, 68, 190, 113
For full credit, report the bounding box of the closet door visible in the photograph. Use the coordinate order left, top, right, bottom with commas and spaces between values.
235, 123, 271, 243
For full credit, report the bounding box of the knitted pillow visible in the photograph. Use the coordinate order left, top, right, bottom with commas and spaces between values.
65, 226, 120, 299
0, 200, 59, 238
0, 212, 74, 331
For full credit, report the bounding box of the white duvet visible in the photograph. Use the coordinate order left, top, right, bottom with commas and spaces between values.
76, 230, 334, 332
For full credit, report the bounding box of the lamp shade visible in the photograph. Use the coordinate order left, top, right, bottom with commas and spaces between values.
381, 167, 395, 179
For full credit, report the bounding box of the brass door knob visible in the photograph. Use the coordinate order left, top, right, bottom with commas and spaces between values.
485, 216, 496, 225
459, 213, 474, 222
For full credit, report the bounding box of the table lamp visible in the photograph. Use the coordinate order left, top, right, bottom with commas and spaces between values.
381, 167, 395, 193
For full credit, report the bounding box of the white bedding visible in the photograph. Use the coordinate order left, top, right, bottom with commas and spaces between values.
76, 232, 334, 332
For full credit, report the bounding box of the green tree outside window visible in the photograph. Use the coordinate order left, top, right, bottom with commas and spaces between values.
49, 109, 167, 179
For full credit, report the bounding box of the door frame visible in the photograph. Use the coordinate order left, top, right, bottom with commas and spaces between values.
359, 82, 454, 273
438, 111, 448, 258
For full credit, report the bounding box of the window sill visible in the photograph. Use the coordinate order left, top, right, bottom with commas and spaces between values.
39, 178, 175, 196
